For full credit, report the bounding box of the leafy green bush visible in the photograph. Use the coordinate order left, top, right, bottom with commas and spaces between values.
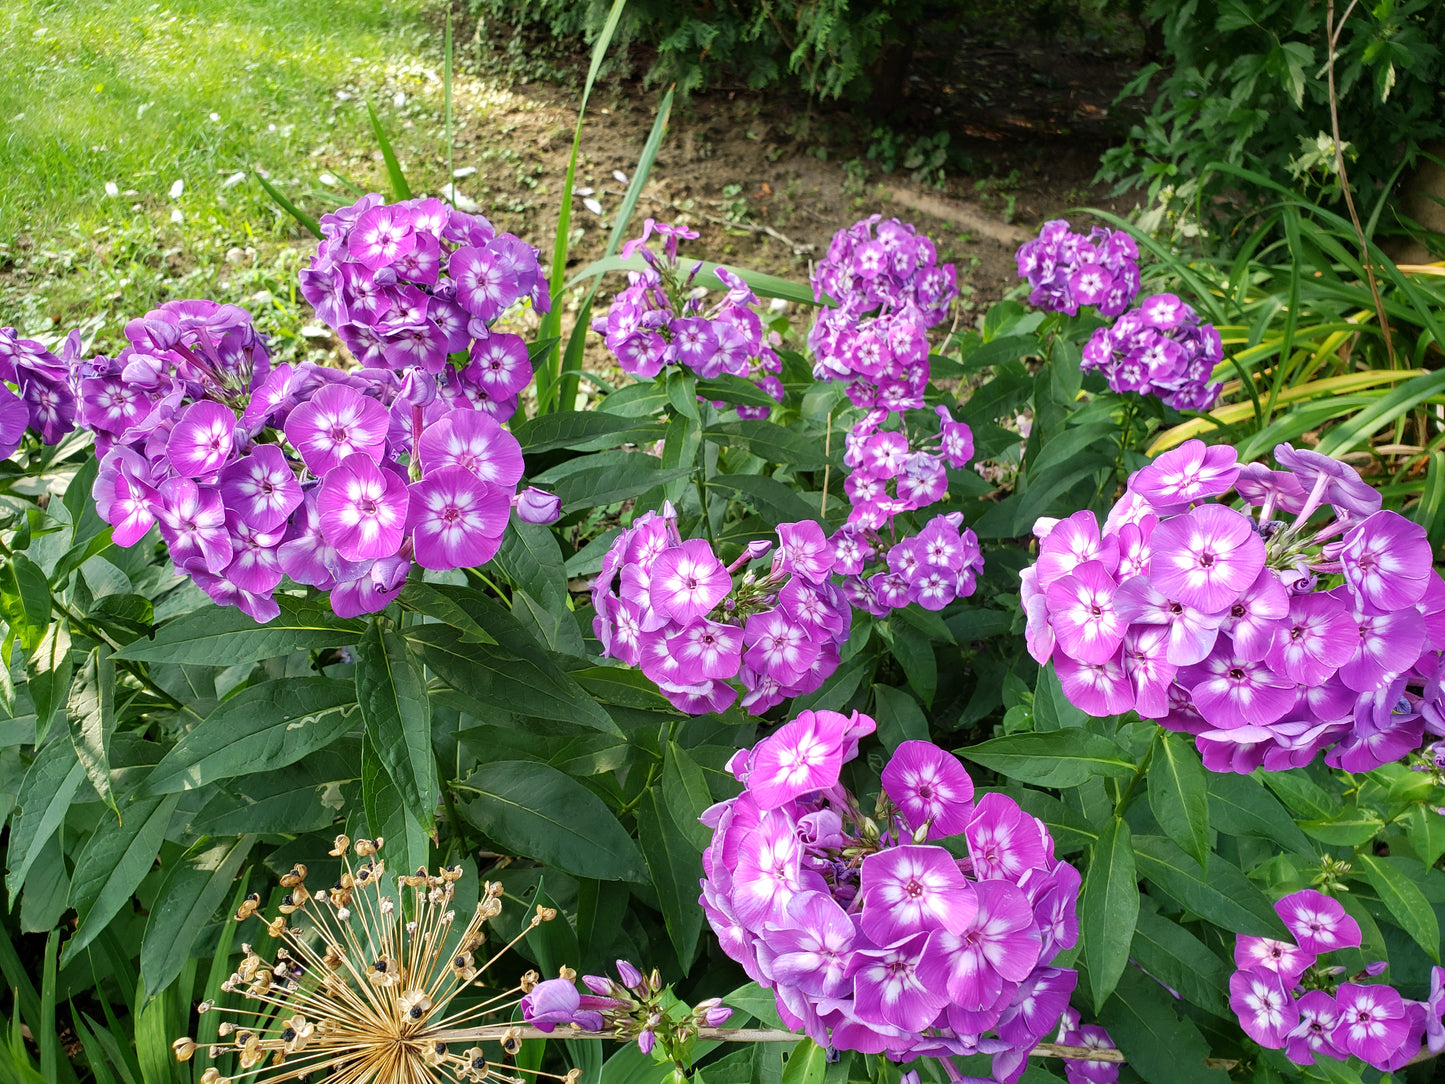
1100, 0, 1445, 233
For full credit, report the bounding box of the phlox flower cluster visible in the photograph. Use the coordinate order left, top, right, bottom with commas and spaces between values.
828, 405, 983, 615
1229, 889, 1444, 1070
0, 327, 79, 457
78, 299, 554, 623
522, 959, 731, 1057
1014, 220, 1140, 318
591, 507, 849, 715
808, 216, 957, 412
299, 193, 548, 423
1022, 439, 1445, 774
592, 220, 784, 418
1055, 1008, 1120, 1084
699, 710, 1081, 1082
1081, 293, 1223, 412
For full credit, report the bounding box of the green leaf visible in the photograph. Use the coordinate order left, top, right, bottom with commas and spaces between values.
1098, 968, 1230, 1084
139, 835, 254, 999
706, 474, 818, 523
512, 411, 665, 454
533, 453, 692, 512
1130, 909, 1231, 1018
704, 420, 830, 469
1206, 772, 1314, 857
1032, 665, 1088, 730
695, 376, 784, 409
6, 738, 87, 900
1298, 809, 1384, 846
957, 730, 1135, 787
144, 678, 359, 794
411, 623, 620, 734
2, 552, 51, 653
872, 685, 929, 752
458, 760, 646, 882
64, 792, 182, 964
355, 624, 440, 833
361, 732, 430, 881
67, 648, 117, 818
1354, 854, 1441, 964
637, 787, 705, 969
1403, 804, 1445, 869
253, 171, 321, 238
1147, 731, 1210, 870
366, 99, 412, 200
779, 1039, 827, 1084
115, 595, 365, 664
1081, 817, 1137, 1012
494, 522, 585, 656
1134, 835, 1288, 938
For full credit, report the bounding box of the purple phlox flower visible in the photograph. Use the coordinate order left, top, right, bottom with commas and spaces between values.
1234, 936, 1315, 988
285, 384, 388, 476
881, 740, 976, 840
1236, 462, 1308, 516
1149, 504, 1264, 612
847, 932, 948, 1032
407, 465, 509, 570
1339, 606, 1427, 693
745, 709, 852, 809
1060, 1022, 1120, 1084
1274, 443, 1381, 520
859, 844, 978, 944
1120, 625, 1177, 718
1284, 989, 1345, 1066
223, 512, 285, 595
418, 408, 524, 488
995, 966, 1077, 1051
936, 405, 974, 468
512, 486, 562, 525
465, 333, 533, 398
742, 607, 820, 683
934, 879, 1042, 1010
1035, 510, 1118, 590
1426, 965, 1445, 1054
1046, 561, 1132, 665
1129, 440, 1239, 510
1340, 510, 1433, 612
94, 447, 158, 546
666, 619, 743, 682
164, 399, 237, 479
219, 445, 302, 531
520, 978, 605, 1033
1181, 639, 1297, 730
317, 453, 409, 561
649, 538, 731, 624
1053, 647, 1134, 717
966, 793, 1047, 883
1265, 592, 1358, 686
1229, 966, 1298, 1048
156, 478, 232, 573
347, 203, 416, 269
1332, 982, 1410, 1067
1219, 569, 1290, 661
329, 554, 410, 618
732, 811, 825, 927
777, 521, 835, 583
769, 892, 857, 998
278, 492, 361, 589
1022, 567, 1055, 665
1275, 888, 1362, 955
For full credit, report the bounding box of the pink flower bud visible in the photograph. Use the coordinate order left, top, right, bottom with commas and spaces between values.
513, 487, 561, 525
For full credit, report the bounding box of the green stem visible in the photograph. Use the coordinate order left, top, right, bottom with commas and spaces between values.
1094, 395, 1140, 506
695, 467, 715, 546
1114, 738, 1155, 815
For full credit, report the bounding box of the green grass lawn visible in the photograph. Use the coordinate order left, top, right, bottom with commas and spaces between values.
0, 0, 439, 352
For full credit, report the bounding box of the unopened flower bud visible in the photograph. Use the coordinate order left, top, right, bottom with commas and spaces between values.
615, 959, 644, 991
513, 486, 562, 525
703, 1005, 732, 1027
637, 1028, 655, 1055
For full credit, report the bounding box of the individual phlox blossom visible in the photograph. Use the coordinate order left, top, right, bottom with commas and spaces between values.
592, 509, 850, 715
1234, 936, 1315, 988
1080, 294, 1223, 412
1333, 983, 1410, 1065
699, 715, 1078, 1066
300, 194, 547, 423
317, 453, 409, 561
1028, 440, 1445, 773
1230, 967, 1299, 1047
1015, 219, 1140, 318
407, 465, 510, 570
1275, 889, 1362, 955
591, 223, 784, 415
1056, 1008, 1122, 1084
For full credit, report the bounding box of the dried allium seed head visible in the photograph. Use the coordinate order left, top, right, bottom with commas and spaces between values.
234, 893, 261, 921
329, 834, 350, 856
501, 1027, 522, 1055
265, 915, 286, 938
279, 864, 308, 887
172, 1037, 196, 1062
353, 836, 380, 856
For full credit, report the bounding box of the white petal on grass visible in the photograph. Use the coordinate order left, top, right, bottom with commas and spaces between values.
209, 112, 220, 122
169, 179, 184, 199
612, 169, 629, 184
300, 325, 330, 339
104, 182, 119, 197
582, 197, 603, 217
319, 173, 338, 186
452, 166, 477, 178
393, 92, 406, 108
575, 186, 595, 196
222, 171, 246, 188
170, 208, 185, 224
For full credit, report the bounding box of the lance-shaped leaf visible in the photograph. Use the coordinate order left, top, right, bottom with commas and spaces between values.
356, 623, 440, 835
6, 738, 87, 899
144, 678, 360, 794
1135, 835, 1287, 938
1147, 730, 1210, 869
1098, 969, 1230, 1084
958, 729, 1135, 787
1355, 854, 1441, 964
67, 648, 117, 818
140, 835, 255, 998
115, 594, 366, 665
1081, 817, 1138, 1011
